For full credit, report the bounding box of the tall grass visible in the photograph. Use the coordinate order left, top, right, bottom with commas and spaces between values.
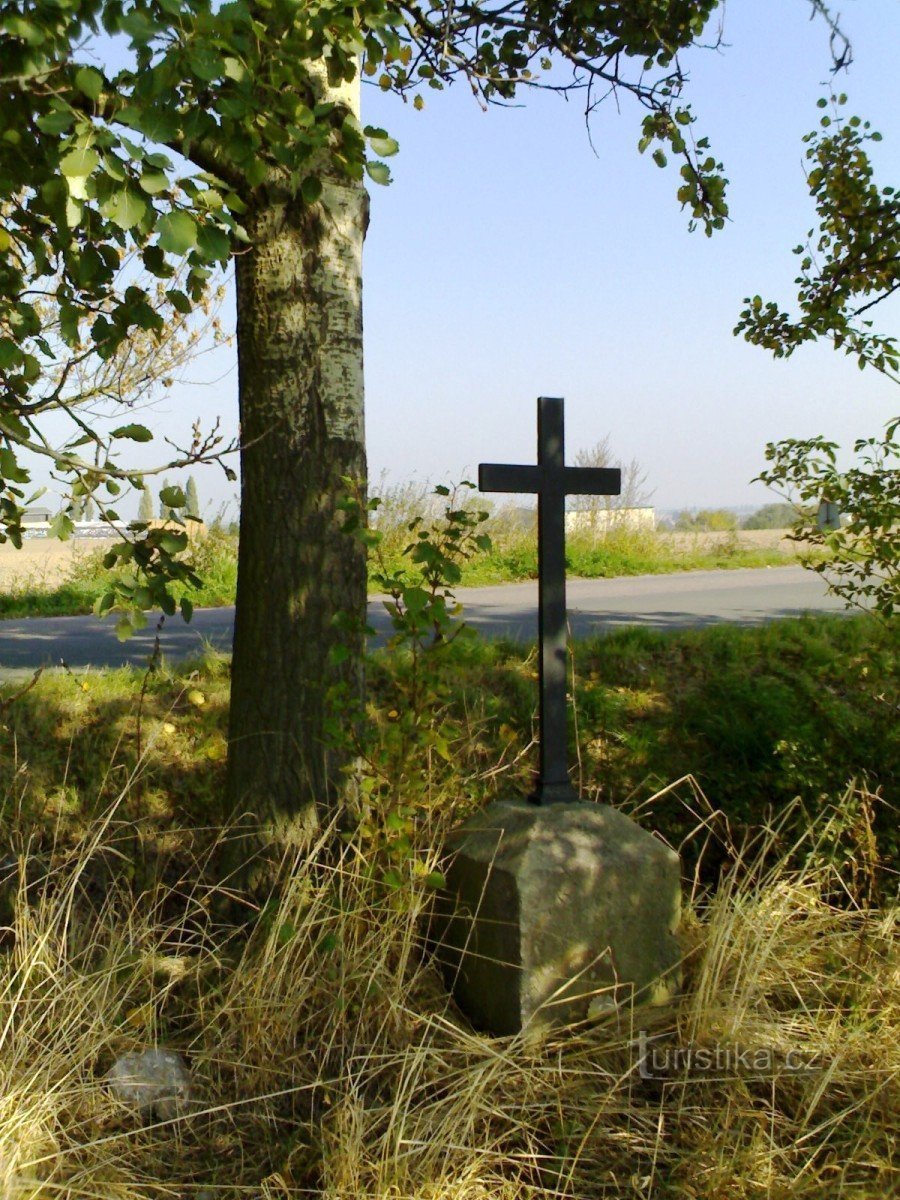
1, 616, 895, 881
0, 786, 895, 1198
369, 489, 814, 587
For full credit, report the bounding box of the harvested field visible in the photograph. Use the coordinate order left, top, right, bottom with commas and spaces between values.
0, 537, 107, 589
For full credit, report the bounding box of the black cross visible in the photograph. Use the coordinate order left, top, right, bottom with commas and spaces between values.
479, 397, 621, 804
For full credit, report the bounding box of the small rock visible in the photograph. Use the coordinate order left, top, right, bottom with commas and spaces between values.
107, 1048, 192, 1122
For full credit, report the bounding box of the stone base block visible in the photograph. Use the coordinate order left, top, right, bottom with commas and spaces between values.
433, 799, 682, 1035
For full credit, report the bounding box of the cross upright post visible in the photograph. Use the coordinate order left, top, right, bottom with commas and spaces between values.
479, 397, 621, 804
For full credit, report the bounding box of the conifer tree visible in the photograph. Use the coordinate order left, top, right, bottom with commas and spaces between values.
185, 476, 201, 521
138, 487, 155, 523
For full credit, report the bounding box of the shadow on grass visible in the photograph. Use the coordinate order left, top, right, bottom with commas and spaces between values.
0, 614, 896, 890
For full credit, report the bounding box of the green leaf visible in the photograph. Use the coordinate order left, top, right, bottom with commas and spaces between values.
368, 135, 399, 157
145, 151, 173, 170
0, 448, 28, 483
222, 56, 247, 83
104, 187, 147, 230
139, 170, 169, 195
158, 530, 188, 554
48, 511, 75, 540
0, 338, 20, 369
74, 66, 103, 101
365, 161, 392, 186
36, 109, 75, 135
165, 289, 193, 315
94, 591, 116, 616
156, 210, 198, 255
115, 618, 133, 642
180, 597, 193, 622
60, 147, 99, 178
3, 15, 44, 45
188, 46, 221, 82
246, 159, 267, 187
111, 424, 154, 442
120, 9, 157, 44
160, 485, 186, 508
301, 175, 323, 205
196, 224, 230, 262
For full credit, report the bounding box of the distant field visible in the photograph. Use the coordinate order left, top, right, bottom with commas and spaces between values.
658, 528, 794, 553
0, 525, 816, 619
0, 536, 104, 589
0, 527, 795, 581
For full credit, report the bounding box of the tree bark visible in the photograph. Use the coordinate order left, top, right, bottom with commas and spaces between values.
225, 85, 368, 863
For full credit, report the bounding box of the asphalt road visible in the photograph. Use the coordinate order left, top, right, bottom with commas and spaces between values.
0, 566, 849, 677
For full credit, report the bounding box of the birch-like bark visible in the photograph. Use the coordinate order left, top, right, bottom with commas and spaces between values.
226, 70, 368, 861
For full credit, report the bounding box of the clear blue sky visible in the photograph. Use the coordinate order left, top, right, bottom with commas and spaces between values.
32, 0, 900, 518
360, 0, 900, 511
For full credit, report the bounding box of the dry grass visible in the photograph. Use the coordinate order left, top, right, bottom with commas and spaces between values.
0, 539, 97, 590
0, 784, 896, 1199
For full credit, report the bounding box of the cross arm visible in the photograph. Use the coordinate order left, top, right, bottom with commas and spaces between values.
479, 464, 541, 494
561, 467, 622, 497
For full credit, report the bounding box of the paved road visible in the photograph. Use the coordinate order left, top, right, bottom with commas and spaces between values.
0, 566, 849, 676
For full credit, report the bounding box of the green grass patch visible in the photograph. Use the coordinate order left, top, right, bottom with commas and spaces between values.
374, 522, 823, 588
2, 613, 895, 885
457, 526, 819, 585
364, 612, 898, 883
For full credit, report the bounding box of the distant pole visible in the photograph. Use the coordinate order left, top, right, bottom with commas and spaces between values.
479, 397, 621, 804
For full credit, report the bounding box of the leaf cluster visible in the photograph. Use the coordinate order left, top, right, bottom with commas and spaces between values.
333, 480, 492, 889
758, 422, 899, 619
736, 96, 899, 375
736, 96, 899, 617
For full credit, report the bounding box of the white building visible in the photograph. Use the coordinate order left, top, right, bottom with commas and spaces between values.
564, 507, 656, 535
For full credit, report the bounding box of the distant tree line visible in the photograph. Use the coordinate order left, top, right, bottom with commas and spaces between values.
663, 503, 801, 532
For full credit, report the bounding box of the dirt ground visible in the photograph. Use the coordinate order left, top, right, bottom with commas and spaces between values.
0, 537, 105, 588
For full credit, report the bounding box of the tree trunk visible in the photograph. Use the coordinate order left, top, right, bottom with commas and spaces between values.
225, 81, 368, 864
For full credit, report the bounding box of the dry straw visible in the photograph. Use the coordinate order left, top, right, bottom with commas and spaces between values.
0, 785, 895, 1198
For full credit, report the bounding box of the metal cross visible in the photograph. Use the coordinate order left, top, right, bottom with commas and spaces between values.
479, 397, 621, 804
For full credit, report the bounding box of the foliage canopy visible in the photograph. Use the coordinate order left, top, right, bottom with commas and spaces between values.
737, 97, 899, 617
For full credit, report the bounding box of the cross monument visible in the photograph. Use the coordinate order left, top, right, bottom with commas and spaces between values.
433, 394, 681, 1036
479, 396, 621, 804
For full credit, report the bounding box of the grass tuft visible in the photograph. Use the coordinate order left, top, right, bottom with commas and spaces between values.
0, 792, 895, 1198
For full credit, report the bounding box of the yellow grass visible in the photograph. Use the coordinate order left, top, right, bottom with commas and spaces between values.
0, 782, 895, 1199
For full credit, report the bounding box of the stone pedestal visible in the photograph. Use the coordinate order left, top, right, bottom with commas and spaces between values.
433, 800, 682, 1035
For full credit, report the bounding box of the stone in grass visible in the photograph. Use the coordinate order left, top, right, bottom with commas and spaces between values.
434, 799, 682, 1035
107, 1048, 193, 1122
